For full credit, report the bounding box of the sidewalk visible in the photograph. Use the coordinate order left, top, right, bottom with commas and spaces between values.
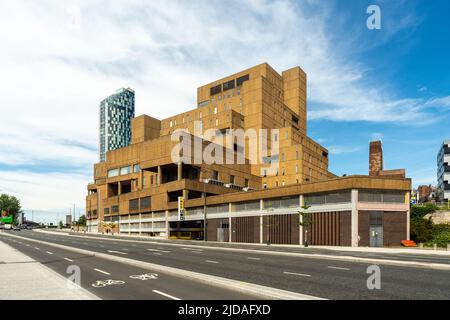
0, 240, 98, 300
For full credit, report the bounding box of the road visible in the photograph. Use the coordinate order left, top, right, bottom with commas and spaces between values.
2, 230, 450, 299
0, 233, 258, 300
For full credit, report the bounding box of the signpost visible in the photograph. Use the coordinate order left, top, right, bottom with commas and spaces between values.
178, 196, 185, 221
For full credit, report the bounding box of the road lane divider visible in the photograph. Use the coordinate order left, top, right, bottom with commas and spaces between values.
283, 272, 311, 277
152, 289, 181, 300
94, 268, 111, 275
327, 266, 350, 271
0, 232, 323, 300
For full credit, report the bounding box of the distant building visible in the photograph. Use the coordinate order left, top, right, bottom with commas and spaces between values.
99, 88, 135, 162
65, 214, 72, 226
437, 140, 450, 202
413, 185, 437, 203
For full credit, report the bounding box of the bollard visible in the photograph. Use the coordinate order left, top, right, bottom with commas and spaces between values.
433, 243, 437, 250
419, 243, 424, 248
447, 244, 450, 251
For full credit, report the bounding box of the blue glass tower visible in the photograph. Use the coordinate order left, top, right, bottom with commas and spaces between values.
99, 88, 135, 162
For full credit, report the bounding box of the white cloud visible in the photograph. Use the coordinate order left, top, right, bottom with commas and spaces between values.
328, 146, 362, 155
0, 0, 446, 210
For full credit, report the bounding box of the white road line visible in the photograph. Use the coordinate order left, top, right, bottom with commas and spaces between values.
99, 245, 105, 248
181, 247, 203, 251
34, 247, 40, 250
328, 266, 350, 271
147, 248, 171, 253
205, 260, 219, 264
152, 290, 181, 300
247, 257, 261, 260
64, 258, 73, 262
107, 250, 127, 255
191, 251, 202, 254
26, 244, 31, 247
46, 251, 53, 255
152, 252, 163, 256
283, 271, 311, 277
122, 248, 129, 251
94, 268, 111, 275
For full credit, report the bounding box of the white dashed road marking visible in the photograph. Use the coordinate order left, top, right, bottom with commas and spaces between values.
328, 266, 350, 271
94, 268, 111, 275
283, 271, 311, 277
152, 290, 181, 300
46, 251, 53, 255
64, 258, 73, 262
205, 260, 219, 264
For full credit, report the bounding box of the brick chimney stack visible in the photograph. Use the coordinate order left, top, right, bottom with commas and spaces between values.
369, 140, 383, 176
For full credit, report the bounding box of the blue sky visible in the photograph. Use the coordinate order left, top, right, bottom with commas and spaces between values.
0, 0, 449, 223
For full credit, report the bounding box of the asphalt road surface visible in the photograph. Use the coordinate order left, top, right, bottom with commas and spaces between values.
2, 230, 450, 299
0, 233, 258, 300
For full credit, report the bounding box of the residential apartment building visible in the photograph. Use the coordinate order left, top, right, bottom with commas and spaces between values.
99, 88, 135, 162
86, 63, 411, 247
437, 140, 450, 201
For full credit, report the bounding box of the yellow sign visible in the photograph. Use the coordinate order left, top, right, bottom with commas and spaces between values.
178, 197, 185, 221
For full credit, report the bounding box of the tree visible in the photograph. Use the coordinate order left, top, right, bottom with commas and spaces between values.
58, 220, 64, 229
298, 205, 312, 247
77, 215, 86, 226
0, 193, 22, 223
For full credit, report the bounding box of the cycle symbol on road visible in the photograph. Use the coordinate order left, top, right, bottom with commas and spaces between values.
91, 279, 125, 288
129, 273, 159, 281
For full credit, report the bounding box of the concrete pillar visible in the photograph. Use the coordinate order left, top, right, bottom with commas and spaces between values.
229, 202, 232, 243
406, 192, 410, 240
299, 195, 304, 245
157, 166, 162, 185
182, 189, 188, 200
260, 199, 264, 244
139, 170, 144, 190
165, 210, 169, 239
118, 182, 122, 195
139, 212, 142, 236
351, 189, 359, 247
177, 161, 182, 181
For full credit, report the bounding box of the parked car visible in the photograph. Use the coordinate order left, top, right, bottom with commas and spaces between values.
13, 226, 21, 231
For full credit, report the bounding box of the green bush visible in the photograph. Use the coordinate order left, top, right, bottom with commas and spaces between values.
410, 203, 439, 219
410, 217, 434, 243
433, 231, 450, 247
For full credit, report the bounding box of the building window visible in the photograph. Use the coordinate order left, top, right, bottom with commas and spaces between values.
230, 175, 235, 184
140, 197, 151, 210
210, 84, 222, 96
170, 120, 173, 128
214, 107, 217, 114
120, 166, 132, 175
107, 168, 119, 177
295, 165, 299, 174
129, 199, 139, 211
296, 151, 299, 160
133, 164, 140, 173
212, 170, 219, 180
223, 79, 235, 91
236, 74, 249, 86
244, 179, 249, 188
